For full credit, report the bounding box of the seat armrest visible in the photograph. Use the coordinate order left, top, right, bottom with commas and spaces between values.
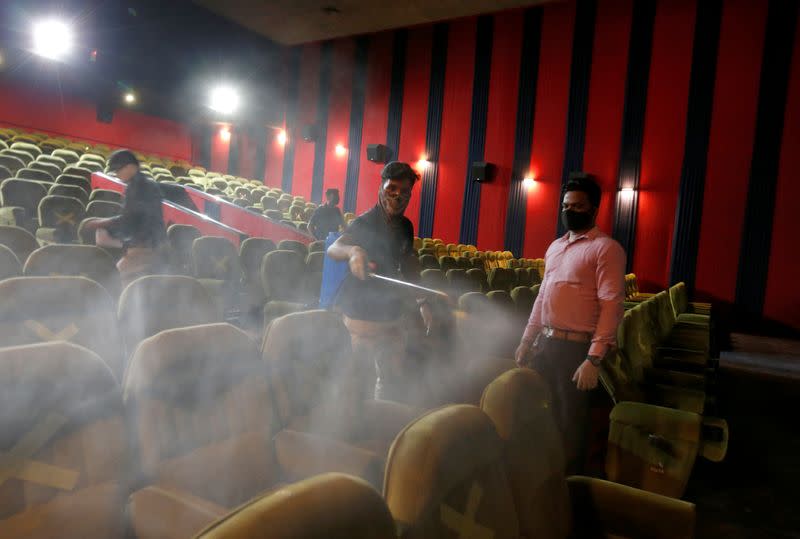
0, 206, 24, 226
128, 485, 228, 539
566, 476, 695, 539
274, 429, 384, 488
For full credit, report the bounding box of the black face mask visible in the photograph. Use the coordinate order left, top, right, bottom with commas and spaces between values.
561, 209, 593, 231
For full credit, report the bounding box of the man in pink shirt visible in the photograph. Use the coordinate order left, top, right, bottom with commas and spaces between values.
515, 177, 626, 473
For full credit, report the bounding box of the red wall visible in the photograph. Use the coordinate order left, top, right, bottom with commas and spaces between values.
0, 81, 192, 160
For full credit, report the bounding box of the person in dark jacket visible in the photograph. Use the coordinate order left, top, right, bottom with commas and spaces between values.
83, 149, 166, 285
308, 188, 345, 240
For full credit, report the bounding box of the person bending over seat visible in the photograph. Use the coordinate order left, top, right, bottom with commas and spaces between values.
83, 150, 167, 286
327, 162, 432, 402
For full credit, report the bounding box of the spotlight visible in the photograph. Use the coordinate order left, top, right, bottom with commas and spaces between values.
523, 176, 536, 189
417, 157, 431, 171
33, 19, 73, 60
335, 143, 347, 157
276, 130, 287, 146
209, 86, 240, 115
219, 126, 231, 141
123, 92, 136, 105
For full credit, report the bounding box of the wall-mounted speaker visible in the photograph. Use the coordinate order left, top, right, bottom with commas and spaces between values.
366, 143, 392, 163
472, 161, 496, 182
302, 124, 318, 142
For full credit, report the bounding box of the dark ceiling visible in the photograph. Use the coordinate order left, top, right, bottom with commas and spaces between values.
193, 0, 552, 45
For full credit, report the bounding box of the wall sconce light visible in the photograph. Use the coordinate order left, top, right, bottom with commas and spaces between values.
276, 129, 287, 146
417, 157, 431, 171
335, 143, 347, 157
523, 175, 536, 189
219, 126, 231, 142
619, 186, 635, 199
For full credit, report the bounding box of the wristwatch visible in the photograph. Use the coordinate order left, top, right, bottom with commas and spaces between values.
587, 355, 602, 367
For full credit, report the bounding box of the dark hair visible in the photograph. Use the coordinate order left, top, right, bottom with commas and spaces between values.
380, 161, 419, 185
564, 177, 601, 207
107, 149, 140, 172
325, 188, 339, 197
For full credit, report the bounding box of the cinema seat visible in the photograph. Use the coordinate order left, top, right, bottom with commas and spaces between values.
445, 268, 480, 296
0, 178, 48, 230
192, 236, 243, 315
117, 275, 222, 356
62, 165, 92, 180
24, 244, 120, 295
278, 239, 308, 258
10, 141, 42, 158
438, 255, 458, 273
488, 267, 515, 292
420, 268, 446, 292
49, 183, 89, 205
125, 324, 281, 539
670, 282, 712, 321
36, 195, 85, 244
510, 285, 535, 320
465, 268, 487, 292
195, 473, 395, 539
261, 310, 418, 478
52, 148, 80, 164
36, 155, 67, 171
86, 200, 122, 218
3, 148, 34, 165
260, 249, 306, 304
166, 224, 201, 275
30, 161, 62, 179
480, 369, 696, 538
0, 154, 25, 174
239, 237, 275, 286
307, 239, 325, 253
0, 165, 11, 181
0, 244, 21, 280
418, 254, 438, 270
383, 405, 520, 539
0, 342, 129, 539
55, 174, 91, 193
0, 276, 124, 377
0, 225, 38, 262
16, 167, 54, 183
304, 251, 324, 302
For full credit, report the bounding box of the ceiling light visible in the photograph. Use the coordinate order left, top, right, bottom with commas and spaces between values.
33, 19, 73, 60
209, 86, 240, 115
124, 92, 136, 105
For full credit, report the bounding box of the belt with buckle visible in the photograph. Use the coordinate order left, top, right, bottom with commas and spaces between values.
541, 326, 592, 343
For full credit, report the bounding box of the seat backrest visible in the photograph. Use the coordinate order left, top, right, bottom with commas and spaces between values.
86, 200, 122, 218
488, 267, 515, 292
653, 291, 676, 340
0, 164, 10, 181
10, 141, 42, 158
30, 161, 62, 178
420, 268, 446, 292
306, 251, 324, 273
36, 154, 67, 170
0, 341, 128, 538
0, 152, 26, 173
239, 237, 276, 282
192, 236, 242, 281
487, 290, 514, 312
465, 268, 487, 292
195, 473, 396, 539
16, 167, 54, 183
0, 244, 21, 280
38, 195, 86, 234
510, 286, 535, 319
24, 244, 121, 296
48, 183, 88, 204
260, 250, 306, 302
3, 148, 34, 164
0, 225, 38, 262
384, 405, 519, 539
260, 310, 360, 431
438, 256, 457, 273
167, 223, 201, 254
1, 178, 48, 216
123, 323, 279, 506
278, 239, 308, 258
117, 275, 221, 354
62, 165, 92, 180
0, 276, 124, 377
89, 189, 122, 204
419, 254, 438, 270
669, 282, 689, 317
307, 239, 325, 253
52, 148, 80, 164
458, 291, 490, 315
56, 174, 91, 192
480, 369, 572, 538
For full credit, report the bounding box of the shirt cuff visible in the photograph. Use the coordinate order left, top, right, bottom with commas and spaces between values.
588, 342, 608, 358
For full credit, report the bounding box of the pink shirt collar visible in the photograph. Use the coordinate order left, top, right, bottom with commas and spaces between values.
559, 226, 601, 243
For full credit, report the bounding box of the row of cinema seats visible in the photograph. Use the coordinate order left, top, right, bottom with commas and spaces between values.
415, 236, 545, 274
0, 323, 696, 538
0, 125, 323, 234
0, 223, 326, 328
